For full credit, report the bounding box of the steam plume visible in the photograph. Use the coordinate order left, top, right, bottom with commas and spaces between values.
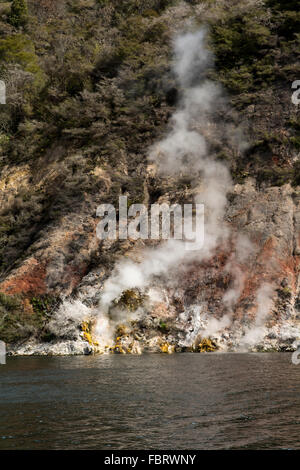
94, 27, 235, 344
239, 283, 275, 350
54, 27, 273, 352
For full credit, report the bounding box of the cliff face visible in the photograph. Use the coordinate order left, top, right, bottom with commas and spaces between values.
0, 0, 299, 354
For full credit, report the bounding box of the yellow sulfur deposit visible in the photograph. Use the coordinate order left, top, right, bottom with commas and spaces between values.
198, 338, 217, 352
81, 321, 99, 347
111, 341, 126, 354
160, 342, 175, 354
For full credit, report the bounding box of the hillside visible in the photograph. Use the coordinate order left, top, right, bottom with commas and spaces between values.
0, 0, 299, 353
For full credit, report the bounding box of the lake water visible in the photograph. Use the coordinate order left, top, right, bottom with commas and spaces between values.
0, 353, 299, 449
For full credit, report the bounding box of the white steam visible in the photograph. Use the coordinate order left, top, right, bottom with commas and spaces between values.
99, 241, 184, 315
48, 299, 91, 339
55, 27, 274, 352
239, 283, 275, 350
94, 28, 234, 345
201, 314, 232, 338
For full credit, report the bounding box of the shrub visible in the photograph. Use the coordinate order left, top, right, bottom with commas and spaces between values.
0, 292, 55, 344
159, 320, 169, 332
8, 0, 28, 28
0, 35, 45, 88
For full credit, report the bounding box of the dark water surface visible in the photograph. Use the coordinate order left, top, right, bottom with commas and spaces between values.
0, 353, 299, 449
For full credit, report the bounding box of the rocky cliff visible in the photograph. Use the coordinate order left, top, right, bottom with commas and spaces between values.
0, 0, 299, 354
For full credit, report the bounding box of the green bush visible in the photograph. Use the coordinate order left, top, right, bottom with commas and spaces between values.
290, 136, 300, 149
0, 292, 20, 312
8, 0, 28, 28
0, 292, 53, 344
212, 18, 271, 66
159, 320, 169, 332
0, 35, 43, 78
266, 0, 299, 12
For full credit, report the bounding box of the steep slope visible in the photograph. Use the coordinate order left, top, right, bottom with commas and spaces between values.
0, 0, 299, 353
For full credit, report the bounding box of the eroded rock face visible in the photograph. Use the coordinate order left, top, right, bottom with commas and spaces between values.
6, 180, 300, 355
157, 180, 300, 352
